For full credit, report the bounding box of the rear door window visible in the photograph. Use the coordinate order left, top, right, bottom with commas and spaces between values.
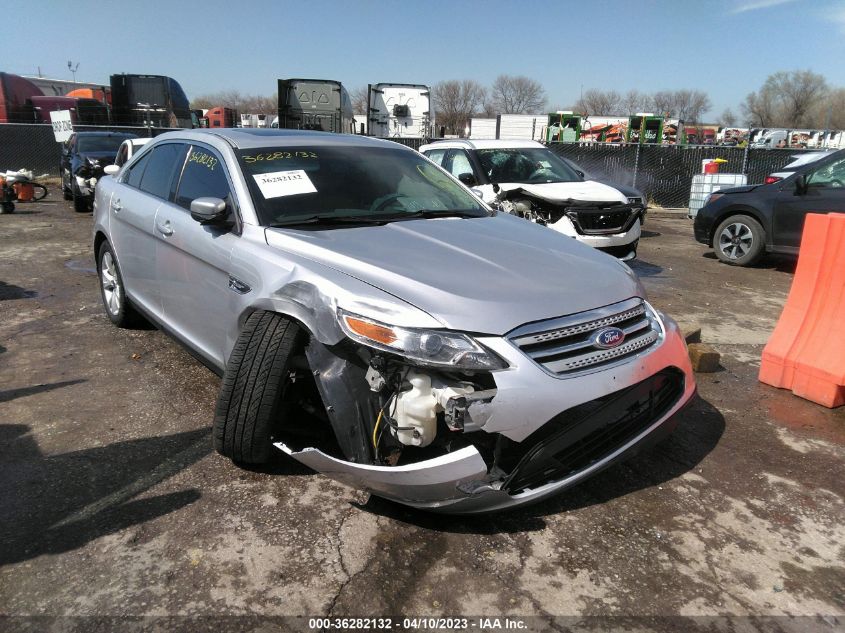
174, 146, 233, 210
139, 143, 186, 200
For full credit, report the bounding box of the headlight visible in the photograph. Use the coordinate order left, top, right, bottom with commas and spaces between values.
704, 192, 724, 206
338, 309, 507, 370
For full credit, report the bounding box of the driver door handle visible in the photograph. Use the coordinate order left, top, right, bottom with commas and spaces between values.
156, 220, 173, 237
111, 199, 121, 213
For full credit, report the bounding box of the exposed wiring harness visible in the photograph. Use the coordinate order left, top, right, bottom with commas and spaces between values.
371, 367, 413, 459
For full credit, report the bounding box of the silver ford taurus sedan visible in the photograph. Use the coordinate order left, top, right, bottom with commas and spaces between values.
93, 129, 695, 513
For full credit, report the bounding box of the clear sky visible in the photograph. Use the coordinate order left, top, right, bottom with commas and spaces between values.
4, 0, 844, 121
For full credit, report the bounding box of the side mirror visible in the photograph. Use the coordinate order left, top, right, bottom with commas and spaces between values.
575, 169, 585, 178
469, 187, 485, 199
104, 164, 119, 176
190, 197, 229, 225
458, 172, 477, 187
794, 174, 808, 195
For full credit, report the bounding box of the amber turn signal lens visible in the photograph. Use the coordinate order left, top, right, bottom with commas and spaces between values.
343, 316, 397, 345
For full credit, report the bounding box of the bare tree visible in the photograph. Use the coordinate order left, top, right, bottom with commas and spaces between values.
432, 79, 487, 135
350, 86, 368, 114
191, 90, 277, 118
650, 90, 711, 122
813, 88, 845, 129
489, 75, 546, 114
742, 87, 777, 126
621, 90, 650, 115
742, 70, 828, 127
719, 108, 738, 127
480, 99, 498, 118
573, 89, 621, 115
769, 70, 827, 126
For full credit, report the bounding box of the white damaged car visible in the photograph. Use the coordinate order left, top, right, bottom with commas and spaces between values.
419, 139, 642, 260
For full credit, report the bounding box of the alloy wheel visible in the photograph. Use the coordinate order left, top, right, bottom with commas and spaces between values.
100, 251, 122, 316
718, 222, 753, 260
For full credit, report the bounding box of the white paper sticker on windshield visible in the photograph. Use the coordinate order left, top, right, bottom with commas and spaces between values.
253, 170, 317, 198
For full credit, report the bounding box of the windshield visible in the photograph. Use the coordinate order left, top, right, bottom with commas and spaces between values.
237, 145, 488, 226
77, 135, 132, 153
475, 147, 581, 185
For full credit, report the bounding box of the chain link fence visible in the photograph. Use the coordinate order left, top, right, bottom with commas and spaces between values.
545, 142, 826, 208
0, 123, 176, 177
1, 123, 827, 208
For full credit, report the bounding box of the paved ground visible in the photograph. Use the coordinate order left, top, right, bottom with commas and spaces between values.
1, 200, 843, 631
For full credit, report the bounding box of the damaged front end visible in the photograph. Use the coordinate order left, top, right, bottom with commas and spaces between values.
271, 302, 694, 514
274, 309, 503, 470
496, 187, 642, 260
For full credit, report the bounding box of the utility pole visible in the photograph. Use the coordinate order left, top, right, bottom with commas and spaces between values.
67, 61, 79, 83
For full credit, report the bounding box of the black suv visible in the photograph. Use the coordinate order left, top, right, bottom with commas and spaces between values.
694, 149, 845, 265
60, 132, 137, 212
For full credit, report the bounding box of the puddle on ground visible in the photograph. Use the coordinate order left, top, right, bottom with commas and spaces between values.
762, 385, 845, 446
64, 260, 96, 275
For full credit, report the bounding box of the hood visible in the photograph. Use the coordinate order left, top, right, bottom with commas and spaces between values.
498, 179, 628, 205
721, 184, 760, 194
265, 213, 642, 335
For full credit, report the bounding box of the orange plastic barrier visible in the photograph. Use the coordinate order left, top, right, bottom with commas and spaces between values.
759, 213, 845, 407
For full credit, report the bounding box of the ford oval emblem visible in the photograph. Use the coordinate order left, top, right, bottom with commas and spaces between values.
593, 327, 625, 349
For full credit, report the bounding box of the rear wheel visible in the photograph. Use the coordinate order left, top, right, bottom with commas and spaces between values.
714, 214, 765, 266
97, 241, 142, 327
213, 311, 302, 464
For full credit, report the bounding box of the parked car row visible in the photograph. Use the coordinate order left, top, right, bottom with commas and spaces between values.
90, 128, 696, 513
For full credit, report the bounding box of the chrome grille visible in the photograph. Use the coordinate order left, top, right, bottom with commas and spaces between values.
509, 298, 661, 376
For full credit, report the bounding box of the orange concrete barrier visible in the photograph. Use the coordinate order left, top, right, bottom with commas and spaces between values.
759, 212, 845, 408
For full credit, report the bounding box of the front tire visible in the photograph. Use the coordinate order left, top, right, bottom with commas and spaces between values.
97, 241, 142, 327
213, 311, 302, 464
714, 214, 765, 266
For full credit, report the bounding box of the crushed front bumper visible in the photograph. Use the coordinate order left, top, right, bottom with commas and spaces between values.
548, 216, 641, 260
276, 311, 696, 514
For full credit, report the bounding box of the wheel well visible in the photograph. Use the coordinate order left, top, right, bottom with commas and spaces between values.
708, 208, 766, 246
93, 231, 107, 261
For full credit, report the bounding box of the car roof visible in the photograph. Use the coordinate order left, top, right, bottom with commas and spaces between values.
419, 139, 545, 152
153, 128, 414, 151
782, 151, 835, 170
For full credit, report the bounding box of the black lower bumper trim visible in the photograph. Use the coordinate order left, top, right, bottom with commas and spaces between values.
501, 368, 685, 494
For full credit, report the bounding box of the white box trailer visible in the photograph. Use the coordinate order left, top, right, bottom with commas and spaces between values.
496, 114, 546, 141
815, 131, 845, 149
469, 118, 497, 139
367, 83, 432, 138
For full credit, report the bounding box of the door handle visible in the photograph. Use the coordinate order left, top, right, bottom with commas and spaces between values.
111, 199, 121, 213
156, 220, 173, 237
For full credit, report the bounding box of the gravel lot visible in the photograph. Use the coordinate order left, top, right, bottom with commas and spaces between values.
1, 199, 843, 632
